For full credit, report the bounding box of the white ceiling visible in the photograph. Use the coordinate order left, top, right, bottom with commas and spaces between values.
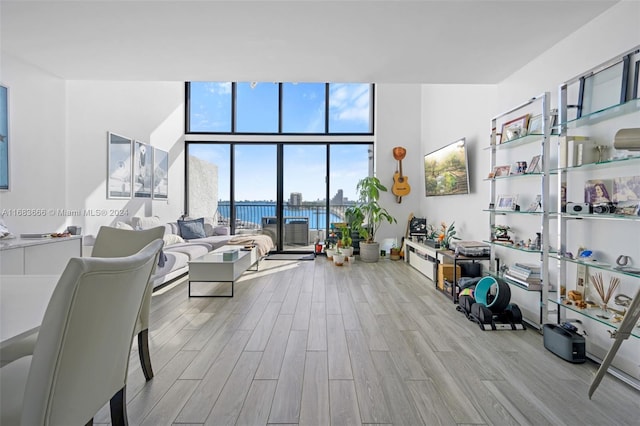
0, 0, 620, 83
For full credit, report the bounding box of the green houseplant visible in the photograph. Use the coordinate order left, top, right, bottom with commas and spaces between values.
345, 176, 397, 262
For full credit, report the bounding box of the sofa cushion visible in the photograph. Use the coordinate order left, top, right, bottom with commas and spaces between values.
131, 216, 163, 230
115, 221, 134, 230
163, 234, 185, 246
177, 218, 206, 239
164, 242, 211, 260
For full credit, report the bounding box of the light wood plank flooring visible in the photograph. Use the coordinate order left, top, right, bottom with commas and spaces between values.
96, 257, 639, 425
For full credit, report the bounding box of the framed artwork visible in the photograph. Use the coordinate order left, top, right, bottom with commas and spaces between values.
496, 194, 518, 211
107, 132, 132, 199
493, 165, 511, 178
152, 148, 168, 199
576, 263, 588, 298
527, 114, 543, 135
584, 179, 612, 204
500, 114, 530, 144
525, 195, 542, 212
526, 155, 541, 173
612, 175, 640, 215
0, 84, 8, 190
134, 140, 152, 198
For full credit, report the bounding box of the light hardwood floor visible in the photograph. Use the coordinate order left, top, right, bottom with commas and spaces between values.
96, 257, 639, 425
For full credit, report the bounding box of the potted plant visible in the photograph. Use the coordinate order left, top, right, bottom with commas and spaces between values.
340, 226, 353, 258
345, 176, 397, 263
333, 246, 346, 266
389, 244, 401, 261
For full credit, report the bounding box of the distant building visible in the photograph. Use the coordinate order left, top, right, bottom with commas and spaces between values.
331, 189, 344, 205
290, 192, 302, 206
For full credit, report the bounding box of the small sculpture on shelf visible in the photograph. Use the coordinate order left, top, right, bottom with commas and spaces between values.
491, 225, 513, 243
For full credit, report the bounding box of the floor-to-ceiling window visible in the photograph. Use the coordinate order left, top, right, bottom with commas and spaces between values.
185, 82, 374, 253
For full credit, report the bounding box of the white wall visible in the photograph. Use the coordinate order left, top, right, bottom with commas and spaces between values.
0, 53, 185, 236
375, 84, 423, 242
65, 81, 185, 235
420, 84, 497, 241
0, 55, 67, 234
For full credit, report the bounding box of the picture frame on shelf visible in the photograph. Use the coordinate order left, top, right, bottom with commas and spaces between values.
584, 179, 613, 204
576, 263, 588, 298
526, 155, 541, 173
133, 140, 152, 198
525, 195, 542, 212
496, 194, 518, 211
527, 114, 543, 135
500, 114, 530, 144
612, 175, 640, 215
579, 58, 627, 118
514, 161, 528, 174
107, 132, 132, 199
493, 164, 511, 177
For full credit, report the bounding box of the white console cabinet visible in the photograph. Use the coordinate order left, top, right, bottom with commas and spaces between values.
404, 239, 438, 281
0, 236, 82, 275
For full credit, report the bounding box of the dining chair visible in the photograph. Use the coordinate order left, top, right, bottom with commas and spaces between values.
0, 239, 163, 426
0, 226, 166, 381
91, 225, 166, 381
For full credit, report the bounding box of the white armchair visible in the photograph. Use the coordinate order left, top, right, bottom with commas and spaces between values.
0, 239, 163, 426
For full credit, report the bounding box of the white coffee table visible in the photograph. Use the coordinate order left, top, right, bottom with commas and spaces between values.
188, 245, 258, 297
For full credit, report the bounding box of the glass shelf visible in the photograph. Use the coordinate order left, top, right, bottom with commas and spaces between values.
549, 299, 640, 339
556, 98, 640, 129
484, 172, 544, 182
484, 270, 558, 293
483, 240, 542, 253
484, 209, 545, 216
558, 212, 640, 222
550, 155, 640, 174
550, 254, 640, 279
484, 133, 544, 150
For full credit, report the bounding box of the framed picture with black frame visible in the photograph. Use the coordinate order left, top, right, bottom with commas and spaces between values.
152, 148, 168, 200
0, 84, 9, 191
107, 132, 132, 199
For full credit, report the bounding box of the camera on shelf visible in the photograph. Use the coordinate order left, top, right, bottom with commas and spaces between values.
566, 202, 591, 214
592, 202, 616, 214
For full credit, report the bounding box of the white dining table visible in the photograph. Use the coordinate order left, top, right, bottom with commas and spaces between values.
0, 275, 59, 344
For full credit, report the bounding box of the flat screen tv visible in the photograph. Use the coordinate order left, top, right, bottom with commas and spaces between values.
424, 138, 470, 197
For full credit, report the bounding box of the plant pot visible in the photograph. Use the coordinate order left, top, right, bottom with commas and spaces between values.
359, 242, 380, 263
333, 253, 346, 266
325, 248, 335, 260
390, 248, 401, 261
342, 246, 354, 257
348, 255, 356, 263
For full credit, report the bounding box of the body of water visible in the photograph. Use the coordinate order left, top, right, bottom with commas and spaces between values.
217, 202, 345, 230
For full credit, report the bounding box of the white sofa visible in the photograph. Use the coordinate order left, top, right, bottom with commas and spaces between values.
87, 216, 275, 289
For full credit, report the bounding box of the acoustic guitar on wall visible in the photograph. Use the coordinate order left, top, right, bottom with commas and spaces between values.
392, 146, 411, 203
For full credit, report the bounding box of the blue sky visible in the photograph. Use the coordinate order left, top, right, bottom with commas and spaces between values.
189, 82, 372, 201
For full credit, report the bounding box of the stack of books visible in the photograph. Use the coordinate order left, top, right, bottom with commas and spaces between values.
504, 262, 542, 290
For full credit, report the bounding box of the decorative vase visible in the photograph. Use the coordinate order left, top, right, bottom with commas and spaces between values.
333, 253, 346, 266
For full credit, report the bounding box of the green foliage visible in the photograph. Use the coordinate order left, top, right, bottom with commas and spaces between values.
340, 226, 352, 247
345, 176, 397, 243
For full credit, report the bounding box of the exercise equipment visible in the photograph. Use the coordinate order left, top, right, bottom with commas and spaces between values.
456, 276, 525, 331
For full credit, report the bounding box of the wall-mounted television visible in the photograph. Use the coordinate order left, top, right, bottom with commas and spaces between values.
424, 138, 470, 197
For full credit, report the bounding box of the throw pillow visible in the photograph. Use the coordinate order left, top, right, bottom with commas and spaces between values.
131, 216, 162, 230
115, 221, 134, 230
163, 234, 185, 246
177, 218, 206, 239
